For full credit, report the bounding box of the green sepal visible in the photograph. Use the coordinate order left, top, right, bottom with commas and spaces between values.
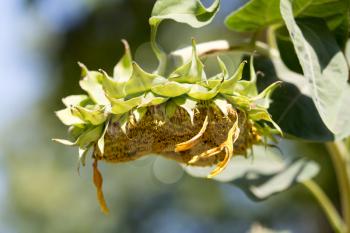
224, 94, 251, 110
187, 82, 220, 100
71, 105, 107, 125
139, 92, 169, 107
173, 96, 198, 124
62, 95, 89, 107
78, 63, 110, 105
53, 124, 103, 148
219, 61, 246, 95
165, 100, 178, 119
124, 62, 166, 96
77, 125, 104, 147
109, 95, 142, 115
113, 39, 133, 82
100, 69, 126, 99
251, 81, 282, 108
68, 125, 86, 140
168, 39, 206, 83
97, 118, 110, 155
78, 145, 91, 169
118, 113, 129, 134
55, 108, 86, 126
249, 108, 282, 135
213, 96, 231, 116
151, 81, 191, 97
132, 107, 147, 122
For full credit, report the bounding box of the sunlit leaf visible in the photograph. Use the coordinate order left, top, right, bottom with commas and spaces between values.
225, 0, 349, 32
184, 143, 320, 200
149, 0, 220, 28
280, 0, 350, 139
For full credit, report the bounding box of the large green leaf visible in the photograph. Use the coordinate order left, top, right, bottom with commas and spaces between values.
149, 0, 220, 74
149, 0, 220, 28
225, 0, 349, 32
184, 142, 320, 200
256, 56, 334, 141
280, 0, 350, 139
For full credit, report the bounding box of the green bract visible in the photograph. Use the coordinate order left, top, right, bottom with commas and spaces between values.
54, 39, 281, 168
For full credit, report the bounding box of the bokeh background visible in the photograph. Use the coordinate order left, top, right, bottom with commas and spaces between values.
0, 0, 340, 232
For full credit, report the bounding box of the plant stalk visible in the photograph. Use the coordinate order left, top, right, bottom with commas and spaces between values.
303, 180, 346, 233
326, 141, 350, 233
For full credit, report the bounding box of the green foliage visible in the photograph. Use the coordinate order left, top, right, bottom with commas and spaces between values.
225, 0, 348, 32
185, 144, 320, 200
149, 0, 220, 28
280, 0, 350, 139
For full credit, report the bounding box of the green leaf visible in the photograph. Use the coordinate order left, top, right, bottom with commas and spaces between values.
124, 62, 166, 96
184, 143, 320, 200
149, 0, 220, 28
168, 39, 206, 83
55, 108, 85, 126
151, 81, 191, 97
234, 158, 319, 200
113, 40, 133, 82
280, 1, 350, 139
253, 55, 334, 141
149, 0, 219, 75
109, 95, 142, 115
78, 63, 110, 105
173, 96, 198, 123
71, 105, 107, 125
225, 0, 349, 32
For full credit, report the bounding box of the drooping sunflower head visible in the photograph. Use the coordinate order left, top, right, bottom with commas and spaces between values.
54, 39, 282, 213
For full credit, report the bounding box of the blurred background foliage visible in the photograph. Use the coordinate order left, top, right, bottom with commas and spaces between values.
0, 0, 342, 232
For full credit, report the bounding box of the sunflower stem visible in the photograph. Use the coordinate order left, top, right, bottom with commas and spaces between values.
303, 180, 346, 233
326, 141, 350, 233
